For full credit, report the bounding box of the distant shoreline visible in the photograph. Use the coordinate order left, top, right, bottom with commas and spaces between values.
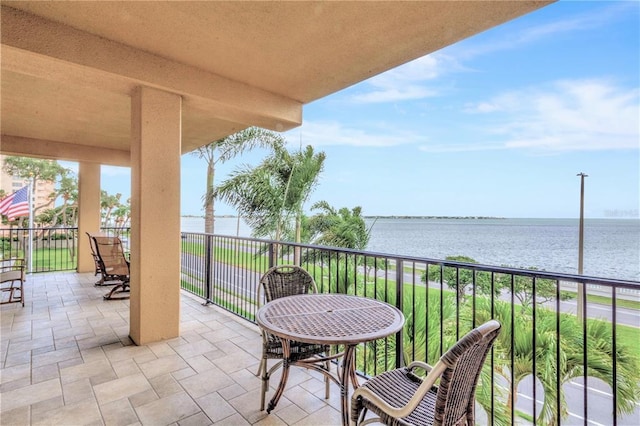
363, 215, 506, 220
181, 215, 639, 220
181, 215, 506, 220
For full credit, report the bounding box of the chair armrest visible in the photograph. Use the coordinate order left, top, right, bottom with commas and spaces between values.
0, 258, 25, 281
407, 360, 434, 374
0, 258, 25, 271
352, 361, 447, 420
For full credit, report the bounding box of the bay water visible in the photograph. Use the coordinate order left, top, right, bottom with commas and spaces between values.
181, 216, 640, 281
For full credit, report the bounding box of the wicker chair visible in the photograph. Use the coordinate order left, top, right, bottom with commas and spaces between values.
256, 265, 331, 411
91, 235, 130, 300
351, 320, 501, 426
1, 258, 26, 306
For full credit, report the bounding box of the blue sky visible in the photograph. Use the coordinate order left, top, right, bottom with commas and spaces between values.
95, 1, 639, 219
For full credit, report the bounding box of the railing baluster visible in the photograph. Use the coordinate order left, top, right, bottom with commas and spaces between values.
556, 279, 562, 426
395, 259, 404, 369
612, 285, 617, 426
204, 234, 212, 304
533, 276, 537, 424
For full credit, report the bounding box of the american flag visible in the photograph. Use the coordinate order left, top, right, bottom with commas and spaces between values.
0, 186, 30, 221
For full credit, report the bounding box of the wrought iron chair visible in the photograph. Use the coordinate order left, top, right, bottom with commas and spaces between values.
1, 258, 26, 307
351, 320, 501, 426
256, 265, 331, 411
91, 235, 130, 300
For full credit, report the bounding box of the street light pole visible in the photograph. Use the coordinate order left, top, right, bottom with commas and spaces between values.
576, 172, 588, 322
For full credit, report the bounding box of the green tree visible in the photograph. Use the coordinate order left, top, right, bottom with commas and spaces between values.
112, 203, 131, 228
306, 201, 371, 249
304, 202, 373, 293
495, 266, 574, 308
214, 145, 325, 263
2, 157, 67, 223
100, 191, 121, 227
423, 255, 496, 301
474, 299, 640, 425
263, 145, 325, 256
46, 174, 78, 227
193, 127, 285, 234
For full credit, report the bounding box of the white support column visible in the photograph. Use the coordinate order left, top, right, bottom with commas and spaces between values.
77, 162, 101, 273
130, 86, 182, 345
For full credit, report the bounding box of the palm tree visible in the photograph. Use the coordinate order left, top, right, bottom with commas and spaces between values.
112, 203, 131, 229
306, 201, 371, 249
214, 144, 325, 263
262, 145, 325, 258
304, 202, 372, 294
54, 173, 78, 227
474, 298, 640, 424
193, 127, 285, 234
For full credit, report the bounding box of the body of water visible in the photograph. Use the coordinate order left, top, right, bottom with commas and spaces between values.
181, 216, 640, 281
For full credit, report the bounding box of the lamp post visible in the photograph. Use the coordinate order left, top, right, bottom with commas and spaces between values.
576, 172, 588, 322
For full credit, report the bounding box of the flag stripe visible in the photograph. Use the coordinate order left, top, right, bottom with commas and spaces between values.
0, 193, 16, 212
0, 186, 29, 221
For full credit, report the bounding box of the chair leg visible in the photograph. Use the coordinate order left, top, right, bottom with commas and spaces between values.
324, 359, 330, 399
259, 358, 273, 411
9, 280, 23, 306
356, 407, 369, 426
255, 357, 266, 377
103, 281, 130, 300
260, 368, 268, 411
8, 282, 16, 303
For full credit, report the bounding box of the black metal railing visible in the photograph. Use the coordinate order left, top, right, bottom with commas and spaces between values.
180, 232, 640, 426
3, 227, 638, 424
0, 226, 130, 272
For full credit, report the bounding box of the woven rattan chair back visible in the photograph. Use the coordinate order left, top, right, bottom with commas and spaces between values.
351, 320, 501, 426
434, 320, 501, 425
259, 265, 318, 304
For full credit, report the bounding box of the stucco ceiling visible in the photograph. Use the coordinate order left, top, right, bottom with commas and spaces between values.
1, 1, 553, 166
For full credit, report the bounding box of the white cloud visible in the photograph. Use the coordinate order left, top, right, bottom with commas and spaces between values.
422, 79, 639, 153
453, 2, 635, 60
350, 86, 438, 104
348, 54, 461, 104
285, 120, 422, 148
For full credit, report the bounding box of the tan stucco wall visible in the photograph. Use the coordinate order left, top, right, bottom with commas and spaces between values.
129, 86, 181, 345
77, 162, 102, 273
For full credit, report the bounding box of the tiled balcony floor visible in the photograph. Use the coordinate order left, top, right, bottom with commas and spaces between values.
1, 272, 343, 425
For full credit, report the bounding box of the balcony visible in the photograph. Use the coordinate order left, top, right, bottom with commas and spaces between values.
1, 230, 639, 425
0, 271, 344, 425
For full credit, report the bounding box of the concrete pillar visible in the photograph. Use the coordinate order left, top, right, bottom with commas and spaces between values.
129, 86, 182, 345
77, 162, 101, 273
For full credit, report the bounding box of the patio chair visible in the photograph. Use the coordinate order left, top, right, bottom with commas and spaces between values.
0, 258, 26, 307
256, 265, 331, 411
91, 235, 130, 300
351, 319, 501, 426
86, 232, 123, 286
